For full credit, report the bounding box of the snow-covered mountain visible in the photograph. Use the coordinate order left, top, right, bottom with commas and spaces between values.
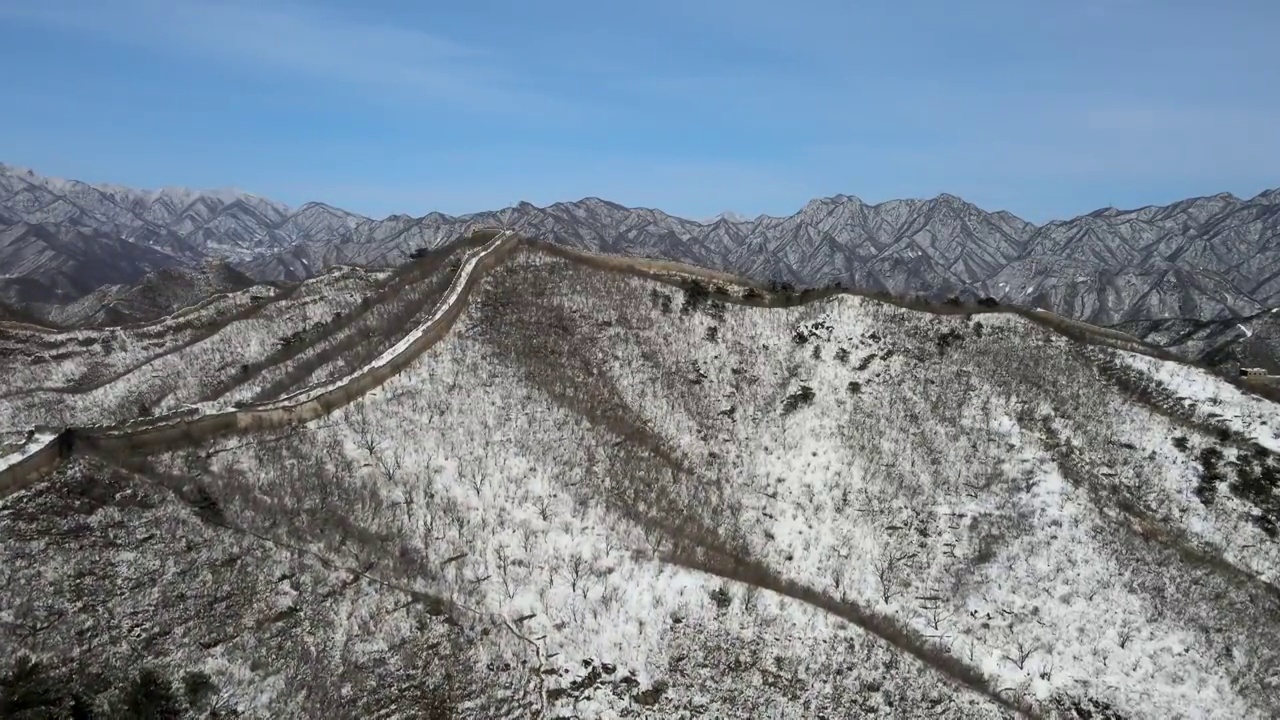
28, 259, 261, 328
0, 163, 292, 261
3, 238, 1279, 717
704, 210, 752, 224
3, 163, 1278, 326
1116, 308, 1280, 374
0, 221, 188, 304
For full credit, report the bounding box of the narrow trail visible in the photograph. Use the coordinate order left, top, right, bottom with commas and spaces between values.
1084, 346, 1258, 445
0, 279, 289, 335
651, 532, 1040, 719
247, 263, 456, 404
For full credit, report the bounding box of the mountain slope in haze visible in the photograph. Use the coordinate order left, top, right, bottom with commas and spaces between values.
28, 260, 262, 328
2, 163, 1278, 328
1117, 309, 1280, 373
0, 221, 190, 306
2, 243, 1279, 718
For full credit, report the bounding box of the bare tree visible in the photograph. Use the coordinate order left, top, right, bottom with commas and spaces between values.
518, 523, 537, 555
0, 594, 65, 656
375, 445, 404, 484
602, 530, 620, 557
462, 464, 486, 497
350, 403, 380, 457
564, 554, 590, 596
447, 502, 470, 541
495, 544, 518, 600
532, 492, 556, 523
422, 514, 442, 554
920, 596, 952, 633
640, 522, 666, 555
1005, 637, 1037, 670
872, 543, 916, 605
1115, 623, 1135, 649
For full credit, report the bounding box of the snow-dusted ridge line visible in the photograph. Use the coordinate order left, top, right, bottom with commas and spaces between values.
94, 229, 517, 432
0, 280, 268, 335
0, 284, 300, 401
250, 231, 515, 411
527, 239, 1230, 376
3, 227, 1271, 499
0, 229, 517, 496
0, 264, 371, 337
0, 229, 828, 489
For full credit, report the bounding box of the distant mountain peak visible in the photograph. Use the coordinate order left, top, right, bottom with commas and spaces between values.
706, 210, 751, 224
1252, 188, 1280, 204
577, 196, 621, 208
0, 162, 280, 211
798, 194, 867, 215
148, 184, 267, 207
295, 200, 356, 215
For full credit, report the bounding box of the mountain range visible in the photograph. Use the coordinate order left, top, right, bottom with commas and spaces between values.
2, 162, 1278, 326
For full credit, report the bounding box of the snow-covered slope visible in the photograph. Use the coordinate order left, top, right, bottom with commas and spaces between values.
1, 244, 1279, 718
0, 266, 389, 428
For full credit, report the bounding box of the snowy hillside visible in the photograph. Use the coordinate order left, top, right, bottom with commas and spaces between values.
0, 266, 392, 430
1, 239, 1278, 718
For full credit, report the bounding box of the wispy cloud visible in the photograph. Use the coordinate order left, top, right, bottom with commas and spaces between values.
0, 0, 570, 115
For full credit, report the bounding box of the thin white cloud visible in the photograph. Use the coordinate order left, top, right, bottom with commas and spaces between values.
0, 0, 570, 114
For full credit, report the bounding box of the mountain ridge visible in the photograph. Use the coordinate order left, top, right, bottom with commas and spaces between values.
2, 162, 1278, 326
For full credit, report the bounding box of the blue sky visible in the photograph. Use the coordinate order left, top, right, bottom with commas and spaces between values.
0, 0, 1276, 222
